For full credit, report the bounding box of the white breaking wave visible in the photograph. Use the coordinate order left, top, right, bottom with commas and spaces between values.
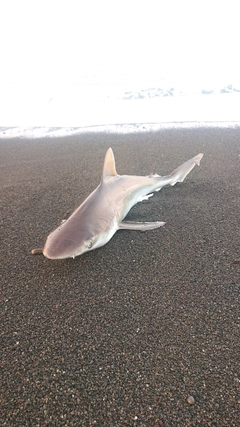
1, 73, 240, 138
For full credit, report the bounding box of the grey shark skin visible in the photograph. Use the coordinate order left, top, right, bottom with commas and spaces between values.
43, 148, 203, 259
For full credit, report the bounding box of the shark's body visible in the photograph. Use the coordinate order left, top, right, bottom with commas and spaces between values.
41, 148, 203, 259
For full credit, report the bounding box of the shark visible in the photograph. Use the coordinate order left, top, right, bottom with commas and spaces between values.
32, 148, 203, 259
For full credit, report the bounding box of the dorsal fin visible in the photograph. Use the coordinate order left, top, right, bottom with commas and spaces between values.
101, 147, 117, 181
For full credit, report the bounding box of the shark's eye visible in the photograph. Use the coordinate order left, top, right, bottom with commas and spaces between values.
88, 239, 93, 249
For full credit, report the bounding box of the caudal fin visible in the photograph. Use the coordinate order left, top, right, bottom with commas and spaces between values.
169, 153, 203, 186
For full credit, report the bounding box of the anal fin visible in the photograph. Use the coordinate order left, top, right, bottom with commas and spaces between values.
138, 193, 153, 202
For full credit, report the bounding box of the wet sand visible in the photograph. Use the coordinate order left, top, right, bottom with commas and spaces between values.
1, 125, 239, 426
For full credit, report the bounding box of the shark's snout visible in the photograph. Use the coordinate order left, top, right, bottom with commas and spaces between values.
43, 236, 80, 259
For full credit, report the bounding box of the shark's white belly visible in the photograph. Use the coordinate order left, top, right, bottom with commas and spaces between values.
91, 217, 119, 250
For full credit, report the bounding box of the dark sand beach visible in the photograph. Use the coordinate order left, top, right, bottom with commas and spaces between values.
1, 125, 239, 426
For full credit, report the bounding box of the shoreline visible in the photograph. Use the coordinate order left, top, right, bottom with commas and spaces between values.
1, 120, 240, 140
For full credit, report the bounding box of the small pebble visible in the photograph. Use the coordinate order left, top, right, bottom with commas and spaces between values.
31, 248, 43, 255
187, 395, 195, 405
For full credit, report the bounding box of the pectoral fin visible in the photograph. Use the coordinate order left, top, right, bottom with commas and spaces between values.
119, 221, 166, 231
